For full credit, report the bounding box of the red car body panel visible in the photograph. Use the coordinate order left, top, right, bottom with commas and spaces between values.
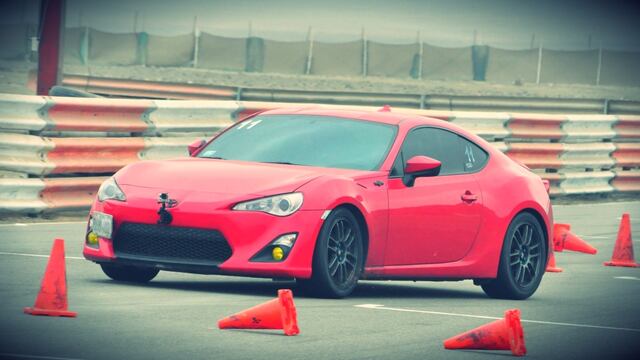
83, 108, 553, 282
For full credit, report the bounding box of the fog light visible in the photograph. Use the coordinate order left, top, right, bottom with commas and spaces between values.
86, 231, 99, 245
250, 233, 298, 262
272, 246, 285, 261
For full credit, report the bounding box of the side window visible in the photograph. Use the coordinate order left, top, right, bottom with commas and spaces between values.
396, 127, 465, 176
462, 138, 489, 172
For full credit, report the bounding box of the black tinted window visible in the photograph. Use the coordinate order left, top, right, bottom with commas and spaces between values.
462, 138, 489, 172
399, 127, 465, 175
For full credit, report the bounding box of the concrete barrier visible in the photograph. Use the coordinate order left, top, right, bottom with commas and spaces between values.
614, 116, 640, 139
507, 113, 565, 140
0, 134, 201, 176
0, 178, 47, 214
149, 100, 237, 135
0, 94, 638, 215
563, 115, 617, 142
448, 112, 510, 140
557, 171, 615, 195
0, 94, 48, 132
0, 177, 106, 215
611, 170, 640, 192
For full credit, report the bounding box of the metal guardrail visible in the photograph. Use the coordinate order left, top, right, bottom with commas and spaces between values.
62, 74, 640, 114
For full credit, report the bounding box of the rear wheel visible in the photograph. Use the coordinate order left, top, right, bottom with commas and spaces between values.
299, 208, 364, 298
100, 263, 159, 283
481, 212, 546, 300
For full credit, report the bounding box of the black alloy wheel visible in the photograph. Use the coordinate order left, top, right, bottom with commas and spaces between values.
481, 212, 547, 300
299, 208, 364, 298
509, 222, 543, 288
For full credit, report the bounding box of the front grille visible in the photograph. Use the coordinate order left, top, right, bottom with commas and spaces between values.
113, 222, 232, 265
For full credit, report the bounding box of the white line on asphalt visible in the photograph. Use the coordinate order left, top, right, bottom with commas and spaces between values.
354, 304, 640, 333
0, 252, 83, 260
0, 353, 85, 360
581, 235, 609, 239
553, 201, 640, 208
0, 221, 86, 227
614, 276, 640, 281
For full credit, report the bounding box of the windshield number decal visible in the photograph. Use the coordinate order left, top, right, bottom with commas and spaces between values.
237, 119, 262, 130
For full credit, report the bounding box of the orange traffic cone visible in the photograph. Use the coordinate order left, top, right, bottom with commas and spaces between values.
443, 309, 526, 357
604, 213, 638, 267
553, 223, 597, 254
546, 250, 563, 273
24, 239, 77, 317
218, 289, 299, 336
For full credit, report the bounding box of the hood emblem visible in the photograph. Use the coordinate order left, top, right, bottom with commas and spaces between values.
157, 193, 177, 225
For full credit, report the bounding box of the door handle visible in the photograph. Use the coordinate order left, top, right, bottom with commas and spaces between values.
461, 191, 478, 203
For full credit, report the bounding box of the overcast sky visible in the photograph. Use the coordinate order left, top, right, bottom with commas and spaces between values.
1, 0, 639, 50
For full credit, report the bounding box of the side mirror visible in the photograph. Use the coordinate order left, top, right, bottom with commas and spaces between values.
403, 155, 441, 187
188, 139, 206, 156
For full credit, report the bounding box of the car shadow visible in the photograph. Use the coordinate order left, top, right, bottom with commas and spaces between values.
351, 281, 487, 299
88, 277, 487, 299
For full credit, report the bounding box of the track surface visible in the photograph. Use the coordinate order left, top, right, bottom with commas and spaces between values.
0, 201, 639, 360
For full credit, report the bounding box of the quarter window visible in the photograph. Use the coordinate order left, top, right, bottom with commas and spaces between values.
391, 127, 488, 176
462, 138, 488, 172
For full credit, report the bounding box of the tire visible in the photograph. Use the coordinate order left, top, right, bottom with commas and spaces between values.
300, 208, 364, 298
100, 263, 159, 283
482, 212, 547, 300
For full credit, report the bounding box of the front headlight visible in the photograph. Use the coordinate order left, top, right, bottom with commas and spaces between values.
233, 192, 303, 216
97, 177, 126, 202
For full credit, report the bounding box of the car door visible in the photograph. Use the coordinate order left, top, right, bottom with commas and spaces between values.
385, 127, 485, 265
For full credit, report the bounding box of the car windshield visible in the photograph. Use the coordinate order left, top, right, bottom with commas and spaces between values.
197, 114, 398, 171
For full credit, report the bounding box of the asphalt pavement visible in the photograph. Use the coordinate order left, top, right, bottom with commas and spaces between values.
0, 201, 639, 360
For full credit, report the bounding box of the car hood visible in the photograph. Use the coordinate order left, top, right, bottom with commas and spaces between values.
115, 158, 371, 196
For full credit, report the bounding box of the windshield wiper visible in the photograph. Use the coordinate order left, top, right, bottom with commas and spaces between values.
262, 161, 299, 165
201, 156, 225, 160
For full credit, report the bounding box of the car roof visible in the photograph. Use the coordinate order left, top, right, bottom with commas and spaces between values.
258, 107, 446, 127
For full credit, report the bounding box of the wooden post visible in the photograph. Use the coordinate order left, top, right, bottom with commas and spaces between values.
305, 27, 314, 75
192, 16, 200, 68
536, 41, 543, 84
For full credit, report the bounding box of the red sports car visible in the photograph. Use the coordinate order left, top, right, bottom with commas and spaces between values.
83, 108, 553, 299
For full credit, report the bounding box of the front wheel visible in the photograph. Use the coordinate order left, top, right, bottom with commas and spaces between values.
481, 212, 547, 300
100, 263, 159, 283
299, 208, 364, 298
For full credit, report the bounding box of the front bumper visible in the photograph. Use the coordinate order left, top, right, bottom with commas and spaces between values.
83, 198, 325, 279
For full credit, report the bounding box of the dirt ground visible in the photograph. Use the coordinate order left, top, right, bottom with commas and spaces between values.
2, 60, 640, 100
